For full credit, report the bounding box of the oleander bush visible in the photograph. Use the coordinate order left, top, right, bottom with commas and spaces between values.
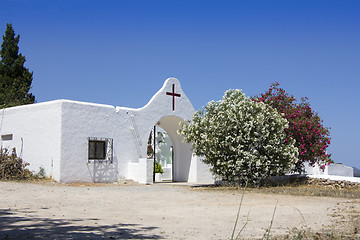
179, 89, 298, 186
253, 82, 332, 172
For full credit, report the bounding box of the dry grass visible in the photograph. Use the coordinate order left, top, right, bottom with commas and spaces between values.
193, 177, 360, 199
247, 185, 360, 199
0, 177, 140, 187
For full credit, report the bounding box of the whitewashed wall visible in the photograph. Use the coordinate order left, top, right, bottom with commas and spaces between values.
60, 100, 122, 182
327, 163, 354, 177
0, 101, 62, 181
304, 162, 355, 178
188, 155, 215, 183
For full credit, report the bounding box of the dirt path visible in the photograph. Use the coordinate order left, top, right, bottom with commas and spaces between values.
0, 181, 358, 239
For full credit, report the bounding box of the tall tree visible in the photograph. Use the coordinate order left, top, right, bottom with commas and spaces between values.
0, 23, 35, 108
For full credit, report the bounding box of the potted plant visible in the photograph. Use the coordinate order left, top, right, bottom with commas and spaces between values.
154, 161, 163, 182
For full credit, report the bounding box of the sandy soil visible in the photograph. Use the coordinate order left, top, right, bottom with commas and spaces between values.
0, 181, 358, 239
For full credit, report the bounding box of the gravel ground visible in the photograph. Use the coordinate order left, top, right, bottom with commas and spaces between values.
0, 181, 358, 239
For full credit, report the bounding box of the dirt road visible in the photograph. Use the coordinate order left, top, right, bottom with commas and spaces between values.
0, 181, 358, 239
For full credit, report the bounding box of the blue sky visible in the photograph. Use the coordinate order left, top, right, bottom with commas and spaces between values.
1, 0, 359, 168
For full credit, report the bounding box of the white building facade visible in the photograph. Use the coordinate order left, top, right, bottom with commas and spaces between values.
0, 78, 214, 184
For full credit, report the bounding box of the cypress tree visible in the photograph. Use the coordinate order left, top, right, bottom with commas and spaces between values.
0, 23, 35, 108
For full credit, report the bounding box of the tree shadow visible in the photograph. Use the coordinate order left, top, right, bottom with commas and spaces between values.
0, 208, 164, 239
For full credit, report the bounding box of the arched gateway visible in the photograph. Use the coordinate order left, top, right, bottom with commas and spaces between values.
0, 78, 213, 184
124, 78, 212, 184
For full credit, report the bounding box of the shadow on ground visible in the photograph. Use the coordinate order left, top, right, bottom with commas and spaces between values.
0, 209, 164, 239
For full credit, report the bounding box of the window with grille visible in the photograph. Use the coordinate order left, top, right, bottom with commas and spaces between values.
88, 137, 113, 163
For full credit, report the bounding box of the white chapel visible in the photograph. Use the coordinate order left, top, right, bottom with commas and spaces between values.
0, 78, 214, 184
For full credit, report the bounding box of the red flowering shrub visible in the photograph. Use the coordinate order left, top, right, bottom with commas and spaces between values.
253, 82, 332, 172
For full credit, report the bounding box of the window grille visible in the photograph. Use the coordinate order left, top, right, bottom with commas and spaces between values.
88, 137, 113, 163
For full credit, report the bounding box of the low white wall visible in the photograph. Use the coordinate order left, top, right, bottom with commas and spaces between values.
161, 166, 172, 181
305, 162, 354, 178
327, 163, 354, 177
128, 158, 154, 184
304, 162, 322, 175
188, 155, 214, 183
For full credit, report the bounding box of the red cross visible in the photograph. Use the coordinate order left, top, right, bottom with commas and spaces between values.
166, 84, 181, 111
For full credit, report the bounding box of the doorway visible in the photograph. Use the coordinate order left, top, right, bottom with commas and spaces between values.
148, 126, 174, 182
146, 116, 193, 182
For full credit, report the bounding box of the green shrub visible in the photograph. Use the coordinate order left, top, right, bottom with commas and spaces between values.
36, 167, 46, 179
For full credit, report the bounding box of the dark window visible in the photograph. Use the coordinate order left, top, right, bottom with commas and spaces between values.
1, 134, 13, 141
88, 137, 113, 163
89, 140, 106, 160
